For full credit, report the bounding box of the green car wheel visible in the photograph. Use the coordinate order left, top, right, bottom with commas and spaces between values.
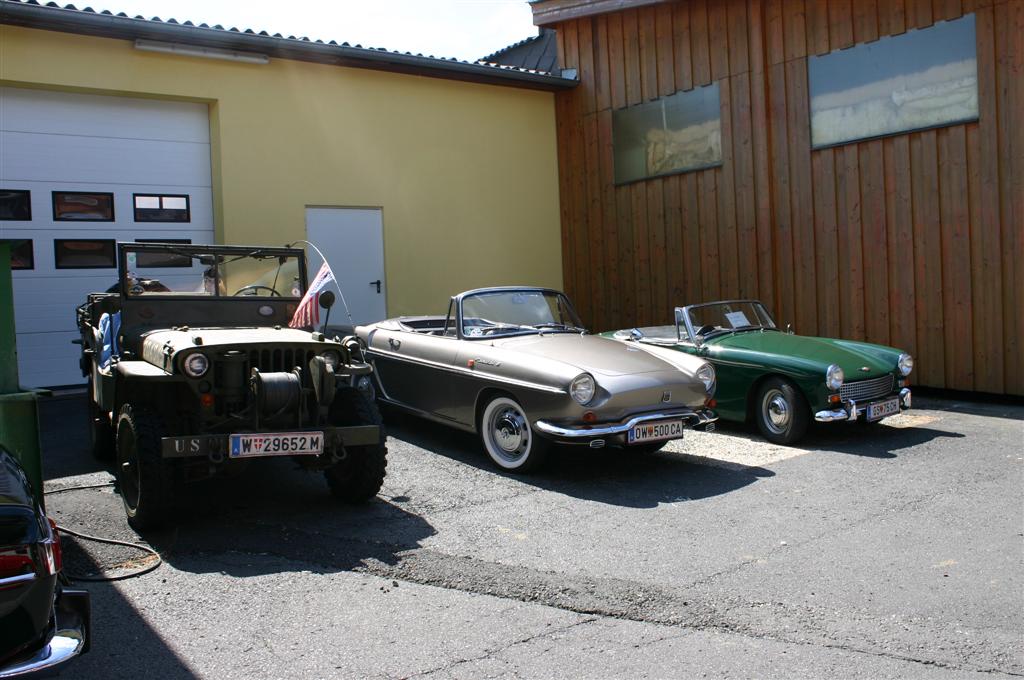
755, 377, 809, 445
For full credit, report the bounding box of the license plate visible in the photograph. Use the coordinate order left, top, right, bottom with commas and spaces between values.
229, 431, 324, 458
866, 398, 900, 422
628, 419, 684, 444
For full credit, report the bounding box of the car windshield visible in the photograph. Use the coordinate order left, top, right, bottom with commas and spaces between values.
460, 290, 585, 338
682, 301, 777, 339
121, 247, 305, 298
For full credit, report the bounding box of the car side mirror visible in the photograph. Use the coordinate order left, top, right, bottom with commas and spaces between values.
318, 290, 335, 310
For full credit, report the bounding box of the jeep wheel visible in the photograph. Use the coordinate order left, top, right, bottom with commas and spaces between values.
116, 404, 175, 530
87, 375, 114, 461
324, 388, 388, 503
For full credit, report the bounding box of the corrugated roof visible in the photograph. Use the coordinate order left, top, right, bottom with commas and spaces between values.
0, 0, 577, 91
480, 28, 559, 75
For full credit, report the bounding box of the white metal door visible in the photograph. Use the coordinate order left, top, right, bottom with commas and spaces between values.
0, 86, 214, 388
304, 207, 386, 327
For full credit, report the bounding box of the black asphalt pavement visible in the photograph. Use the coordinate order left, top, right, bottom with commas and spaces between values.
39, 393, 1023, 679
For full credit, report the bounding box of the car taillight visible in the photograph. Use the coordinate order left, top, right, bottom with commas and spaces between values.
47, 519, 63, 575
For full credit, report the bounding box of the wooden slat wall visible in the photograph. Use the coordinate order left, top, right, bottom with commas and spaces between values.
552, 0, 1023, 395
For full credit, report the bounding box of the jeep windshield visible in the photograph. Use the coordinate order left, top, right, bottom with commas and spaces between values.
460, 289, 585, 338
119, 245, 305, 298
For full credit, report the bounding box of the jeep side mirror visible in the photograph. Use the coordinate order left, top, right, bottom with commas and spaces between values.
318, 290, 335, 310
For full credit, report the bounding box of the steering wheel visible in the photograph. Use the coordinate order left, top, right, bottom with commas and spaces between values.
696, 324, 717, 336
232, 285, 281, 297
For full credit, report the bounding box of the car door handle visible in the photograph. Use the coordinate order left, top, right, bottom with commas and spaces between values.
388, 338, 401, 351
370, 279, 381, 294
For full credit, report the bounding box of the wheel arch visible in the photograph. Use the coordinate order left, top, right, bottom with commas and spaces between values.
473, 387, 519, 433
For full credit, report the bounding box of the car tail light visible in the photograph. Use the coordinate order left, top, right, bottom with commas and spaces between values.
0, 520, 61, 590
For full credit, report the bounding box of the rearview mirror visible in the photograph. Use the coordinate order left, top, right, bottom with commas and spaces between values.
318, 290, 336, 310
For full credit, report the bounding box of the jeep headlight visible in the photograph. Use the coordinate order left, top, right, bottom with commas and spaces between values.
321, 350, 341, 370
183, 352, 209, 378
696, 363, 716, 395
825, 364, 844, 391
897, 353, 913, 377
570, 373, 596, 405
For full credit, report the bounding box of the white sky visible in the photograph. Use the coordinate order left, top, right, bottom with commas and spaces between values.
75, 0, 539, 62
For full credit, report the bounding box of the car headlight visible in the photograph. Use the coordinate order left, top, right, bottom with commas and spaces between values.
897, 353, 913, 376
321, 350, 341, 370
696, 363, 716, 395
183, 352, 209, 378
825, 364, 844, 391
570, 373, 596, 405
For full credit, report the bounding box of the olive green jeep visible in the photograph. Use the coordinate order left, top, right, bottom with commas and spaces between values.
76, 242, 386, 530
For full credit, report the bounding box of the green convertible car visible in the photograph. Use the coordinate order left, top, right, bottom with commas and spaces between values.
606, 300, 913, 445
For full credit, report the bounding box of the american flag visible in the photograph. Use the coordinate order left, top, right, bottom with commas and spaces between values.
289, 262, 334, 329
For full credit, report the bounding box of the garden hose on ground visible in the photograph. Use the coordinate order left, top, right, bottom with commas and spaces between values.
44, 482, 163, 582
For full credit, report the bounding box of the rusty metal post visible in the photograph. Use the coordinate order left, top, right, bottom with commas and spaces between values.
0, 241, 45, 500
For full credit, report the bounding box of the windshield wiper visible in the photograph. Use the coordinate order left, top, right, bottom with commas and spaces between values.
531, 322, 586, 334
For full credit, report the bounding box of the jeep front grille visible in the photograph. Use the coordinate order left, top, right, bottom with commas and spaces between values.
248, 348, 316, 374
839, 374, 895, 402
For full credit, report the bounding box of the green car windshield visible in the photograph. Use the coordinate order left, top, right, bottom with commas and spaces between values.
461, 290, 585, 338
682, 301, 777, 341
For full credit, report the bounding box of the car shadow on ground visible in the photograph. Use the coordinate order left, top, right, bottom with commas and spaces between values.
381, 408, 775, 509
40, 394, 436, 578
699, 415, 966, 460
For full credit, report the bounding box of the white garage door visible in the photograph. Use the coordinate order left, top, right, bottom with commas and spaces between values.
0, 87, 215, 388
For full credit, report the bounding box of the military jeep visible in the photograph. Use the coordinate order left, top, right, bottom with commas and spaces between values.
76, 242, 386, 530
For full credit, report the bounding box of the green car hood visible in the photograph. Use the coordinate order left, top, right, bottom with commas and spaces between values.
707, 331, 899, 378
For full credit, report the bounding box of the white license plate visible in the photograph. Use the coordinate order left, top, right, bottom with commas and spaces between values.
866, 398, 900, 422
229, 431, 324, 458
628, 419, 684, 444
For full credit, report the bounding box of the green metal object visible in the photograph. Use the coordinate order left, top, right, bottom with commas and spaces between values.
0, 241, 45, 500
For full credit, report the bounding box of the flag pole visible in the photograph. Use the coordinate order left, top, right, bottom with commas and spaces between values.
287, 239, 354, 327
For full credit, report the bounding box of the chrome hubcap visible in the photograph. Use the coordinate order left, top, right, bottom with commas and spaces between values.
763, 389, 791, 434
489, 406, 529, 461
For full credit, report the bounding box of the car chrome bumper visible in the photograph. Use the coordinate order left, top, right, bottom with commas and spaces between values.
0, 589, 90, 679
814, 388, 912, 423
534, 408, 718, 444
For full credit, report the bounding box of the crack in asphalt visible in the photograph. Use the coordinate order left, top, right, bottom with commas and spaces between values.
399, 617, 601, 679
175, 521, 1022, 678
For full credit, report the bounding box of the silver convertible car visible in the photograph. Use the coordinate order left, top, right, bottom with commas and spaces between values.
355, 287, 717, 471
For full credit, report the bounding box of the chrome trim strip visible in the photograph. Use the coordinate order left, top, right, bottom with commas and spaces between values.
534, 409, 717, 438
0, 628, 86, 678
366, 348, 566, 394
0, 573, 37, 588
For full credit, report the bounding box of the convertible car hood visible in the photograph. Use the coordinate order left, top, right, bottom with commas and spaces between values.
494, 333, 683, 376
141, 327, 326, 367
709, 331, 897, 377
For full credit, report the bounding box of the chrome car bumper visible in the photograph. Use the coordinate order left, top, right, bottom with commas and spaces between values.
0, 589, 90, 678
534, 408, 718, 446
815, 388, 912, 423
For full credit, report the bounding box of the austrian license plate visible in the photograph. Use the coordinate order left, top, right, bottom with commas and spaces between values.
866, 398, 900, 422
229, 431, 324, 458
628, 419, 684, 444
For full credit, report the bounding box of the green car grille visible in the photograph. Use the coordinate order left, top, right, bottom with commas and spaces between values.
839, 374, 895, 402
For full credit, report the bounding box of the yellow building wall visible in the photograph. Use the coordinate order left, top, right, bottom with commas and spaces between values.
0, 25, 564, 316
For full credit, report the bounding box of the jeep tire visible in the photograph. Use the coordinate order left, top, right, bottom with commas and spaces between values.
324, 388, 388, 503
116, 404, 175, 531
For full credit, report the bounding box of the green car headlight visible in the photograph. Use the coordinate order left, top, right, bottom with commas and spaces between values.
897, 353, 914, 377
570, 373, 596, 405
696, 363, 716, 395
825, 364, 844, 391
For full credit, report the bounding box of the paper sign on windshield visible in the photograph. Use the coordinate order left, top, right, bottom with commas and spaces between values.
725, 311, 751, 328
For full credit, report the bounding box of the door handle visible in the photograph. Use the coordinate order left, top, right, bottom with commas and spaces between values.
370, 279, 382, 294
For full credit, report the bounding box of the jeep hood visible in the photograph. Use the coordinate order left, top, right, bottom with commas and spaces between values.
141, 327, 330, 370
